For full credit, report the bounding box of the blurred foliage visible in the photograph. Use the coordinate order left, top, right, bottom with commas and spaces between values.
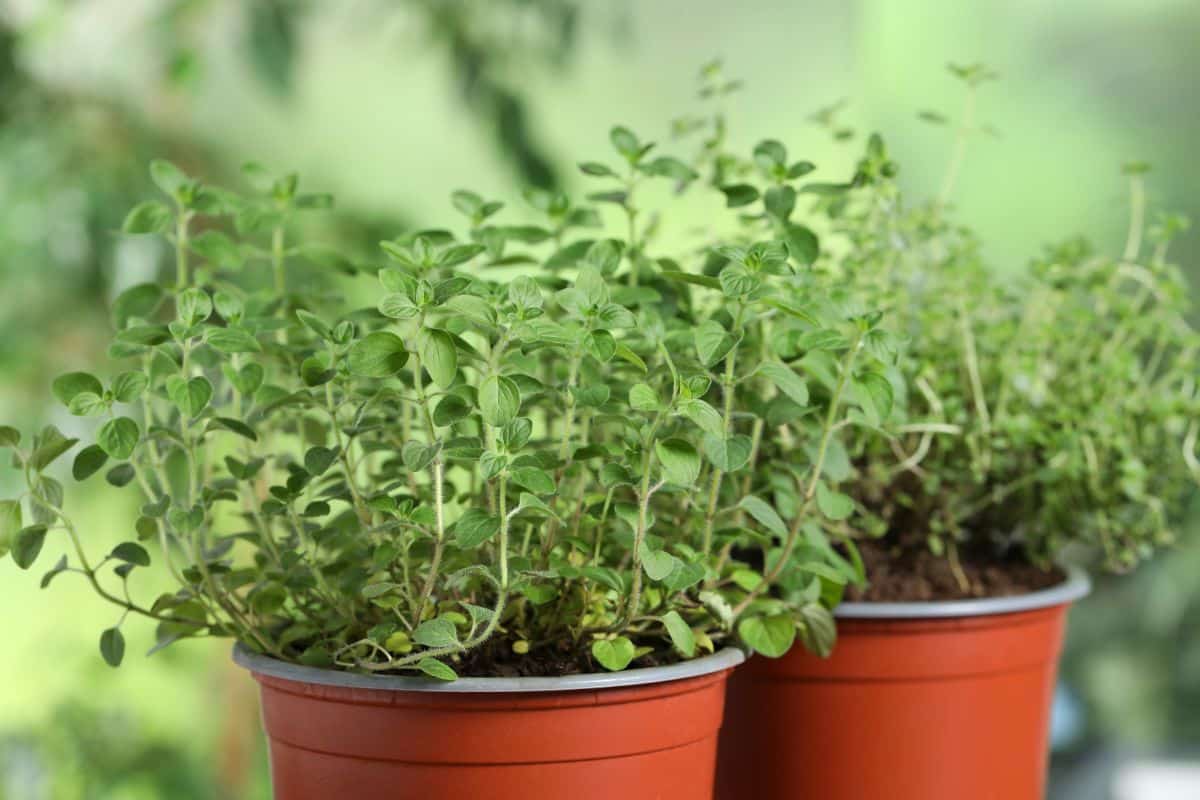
0, 1, 1198, 798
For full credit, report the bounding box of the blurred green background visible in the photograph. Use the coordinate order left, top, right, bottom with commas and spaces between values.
1, 1, 1197, 797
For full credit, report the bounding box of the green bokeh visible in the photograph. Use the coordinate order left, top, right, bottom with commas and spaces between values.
1, 2, 1196, 797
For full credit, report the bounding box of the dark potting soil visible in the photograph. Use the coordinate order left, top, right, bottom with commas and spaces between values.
452, 636, 677, 678
844, 537, 1065, 602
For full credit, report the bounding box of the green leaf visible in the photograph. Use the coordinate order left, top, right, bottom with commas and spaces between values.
225, 363, 265, 396
659, 270, 721, 290
191, 231, 243, 268
610, 126, 641, 160
797, 329, 849, 352
0, 500, 21, 559
40, 555, 69, 589
788, 161, 816, 179
738, 614, 796, 658
572, 385, 611, 409
579, 161, 618, 178
854, 371, 895, 425
99, 627, 126, 667
72, 445, 109, 482
347, 332, 408, 377
110, 542, 151, 567
719, 184, 760, 208
479, 375, 521, 427
433, 394, 471, 426
662, 560, 706, 593
413, 618, 459, 648
738, 496, 788, 537
361, 582, 400, 600
67, 392, 107, 417
105, 464, 136, 487
513, 493, 558, 520
629, 383, 659, 411
442, 295, 494, 326
662, 610, 696, 658
150, 159, 189, 196
52, 372, 103, 407
295, 310, 332, 340
112, 283, 165, 328
437, 243, 486, 267
111, 371, 149, 404
379, 293, 420, 320
176, 288, 213, 326
702, 433, 753, 473
592, 636, 636, 671
655, 438, 701, 486
304, 446, 338, 476
167, 376, 214, 418
0, 426, 19, 448
695, 320, 736, 367
13, 524, 48, 569
206, 418, 258, 441
785, 224, 820, 267
730, 569, 763, 592
122, 202, 171, 234
417, 657, 457, 681
419, 329, 458, 389
588, 330, 617, 362
206, 327, 262, 354
753, 139, 787, 170
97, 417, 140, 460
758, 362, 809, 406
678, 399, 723, 436
614, 343, 648, 372
815, 482, 855, 521
30, 426, 78, 470
401, 441, 439, 472
454, 509, 501, 549
718, 264, 758, 298
511, 467, 555, 495
796, 603, 837, 658
764, 185, 796, 221
639, 156, 698, 182
638, 541, 680, 581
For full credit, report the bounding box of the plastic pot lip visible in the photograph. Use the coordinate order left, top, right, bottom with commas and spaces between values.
834, 564, 1091, 620
232, 642, 744, 694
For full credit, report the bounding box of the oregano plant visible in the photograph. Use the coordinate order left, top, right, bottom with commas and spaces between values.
0, 88, 899, 677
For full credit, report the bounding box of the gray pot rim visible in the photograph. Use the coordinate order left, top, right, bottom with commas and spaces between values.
834, 564, 1091, 620
232, 642, 744, 694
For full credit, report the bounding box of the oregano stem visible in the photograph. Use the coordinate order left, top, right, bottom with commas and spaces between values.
937, 83, 975, 211
1123, 172, 1146, 263
733, 329, 862, 617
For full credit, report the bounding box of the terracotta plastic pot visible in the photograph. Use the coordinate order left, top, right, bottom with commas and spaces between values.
233, 644, 743, 800
716, 569, 1090, 800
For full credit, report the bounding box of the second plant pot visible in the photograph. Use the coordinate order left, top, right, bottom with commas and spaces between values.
715, 568, 1090, 800
234, 644, 743, 800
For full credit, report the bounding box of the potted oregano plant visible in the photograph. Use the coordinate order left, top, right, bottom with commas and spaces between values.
717, 65, 1200, 800
0, 94, 897, 796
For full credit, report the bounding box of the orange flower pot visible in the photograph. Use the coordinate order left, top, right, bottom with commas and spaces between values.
716, 570, 1089, 800
234, 645, 743, 800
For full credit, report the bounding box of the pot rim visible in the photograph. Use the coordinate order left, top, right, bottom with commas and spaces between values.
232, 642, 743, 694
834, 564, 1091, 620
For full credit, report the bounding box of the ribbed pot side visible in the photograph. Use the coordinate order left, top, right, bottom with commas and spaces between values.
715, 571, 1090, 800
235, 646, 744, 800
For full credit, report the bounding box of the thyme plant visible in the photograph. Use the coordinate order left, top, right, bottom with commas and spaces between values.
0, 110, 896, 676
799, 65, 1200, 592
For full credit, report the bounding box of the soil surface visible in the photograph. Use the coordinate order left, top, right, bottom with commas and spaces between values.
845, 538, 1065, 602
453, 636, 675, 678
